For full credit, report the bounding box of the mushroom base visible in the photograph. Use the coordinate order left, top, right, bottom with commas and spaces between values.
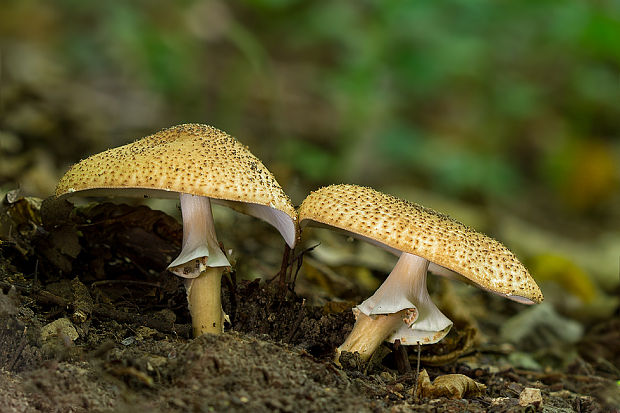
186, 267, 226, 336
336, 253, 453, 364
336, 310, 409, 363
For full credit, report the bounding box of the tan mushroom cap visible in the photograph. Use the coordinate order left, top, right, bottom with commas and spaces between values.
56, 123, 298, 246
299, 184, 543, 304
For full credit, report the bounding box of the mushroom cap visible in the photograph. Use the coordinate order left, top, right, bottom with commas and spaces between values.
56, 124, 298, 247
299, 184, 543, 304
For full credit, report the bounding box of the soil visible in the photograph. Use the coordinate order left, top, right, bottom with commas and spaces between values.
0, 196, 618, 412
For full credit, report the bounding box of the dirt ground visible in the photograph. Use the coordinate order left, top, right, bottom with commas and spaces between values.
0, 195, 618, 413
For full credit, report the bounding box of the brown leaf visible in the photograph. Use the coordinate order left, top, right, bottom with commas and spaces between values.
0, 193, 42, 255
416, 369, 486, 399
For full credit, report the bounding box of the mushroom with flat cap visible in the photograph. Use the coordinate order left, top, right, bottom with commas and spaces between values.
56, 124, 297, 336
298, 184, 543, 362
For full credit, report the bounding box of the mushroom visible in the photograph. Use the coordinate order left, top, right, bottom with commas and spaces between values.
298, 184, 543, 362
56, 124, 297, 336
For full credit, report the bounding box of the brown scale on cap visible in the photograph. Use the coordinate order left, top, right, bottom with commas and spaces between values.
56, 124, 297, 223
299, 184, 543, 303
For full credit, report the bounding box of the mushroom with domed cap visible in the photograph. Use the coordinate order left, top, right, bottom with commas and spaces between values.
298, 184, 543, 362
56, 124, 298, 336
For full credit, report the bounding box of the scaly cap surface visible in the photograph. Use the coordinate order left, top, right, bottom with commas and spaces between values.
299, 184, 543, 304
56, 124, 298, 246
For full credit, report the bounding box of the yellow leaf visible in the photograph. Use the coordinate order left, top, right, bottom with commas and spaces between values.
531, 253, 596, 303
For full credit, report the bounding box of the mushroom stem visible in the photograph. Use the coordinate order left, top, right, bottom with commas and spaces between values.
168, 194, 230, 275
336, 252, 452, 363
186, 267, 226, 335
168, 194, 231, 336
336, 309, 410, 362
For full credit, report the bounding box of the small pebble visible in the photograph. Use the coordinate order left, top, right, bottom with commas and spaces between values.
121, 336, 136, 346
41, 318, 79, 342
519, 387, 542, 408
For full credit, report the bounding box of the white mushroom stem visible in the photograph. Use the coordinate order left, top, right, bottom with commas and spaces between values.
337, 252, 453, 362
169, 194, 230, 272
168, 194, 231, 336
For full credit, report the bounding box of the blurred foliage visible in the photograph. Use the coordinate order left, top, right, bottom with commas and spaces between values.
1, 1, 619, 215
2, 0, 619, 200
531, 253, 596, 304
1, 0, 618, 217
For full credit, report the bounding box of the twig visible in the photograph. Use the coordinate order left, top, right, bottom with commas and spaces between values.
413, 342, 421, 399
36, 290, 70, 308
277, 243, 292, 293
268, 242, 319, 296
290, 243, 319, 290
393, 339, 411, 374
91, 280, 162, 289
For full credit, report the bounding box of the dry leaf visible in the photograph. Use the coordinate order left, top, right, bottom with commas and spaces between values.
415, 369, 486, 399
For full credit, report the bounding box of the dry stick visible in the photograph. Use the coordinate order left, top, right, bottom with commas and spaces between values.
393, 339, 411, 374
91, 280, 163, 289
276, 243, 292, 293
285, 246, 295, 290
288, 249, 302, 293
268, 242, 318, 293
413, 342, 421, 399
290, 243, 320, 290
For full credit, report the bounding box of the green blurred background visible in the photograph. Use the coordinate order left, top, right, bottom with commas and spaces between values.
1, 0, 619, 316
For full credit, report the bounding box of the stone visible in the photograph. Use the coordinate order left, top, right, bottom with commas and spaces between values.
40, 318, 79, 343
519, 387, 543, 408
